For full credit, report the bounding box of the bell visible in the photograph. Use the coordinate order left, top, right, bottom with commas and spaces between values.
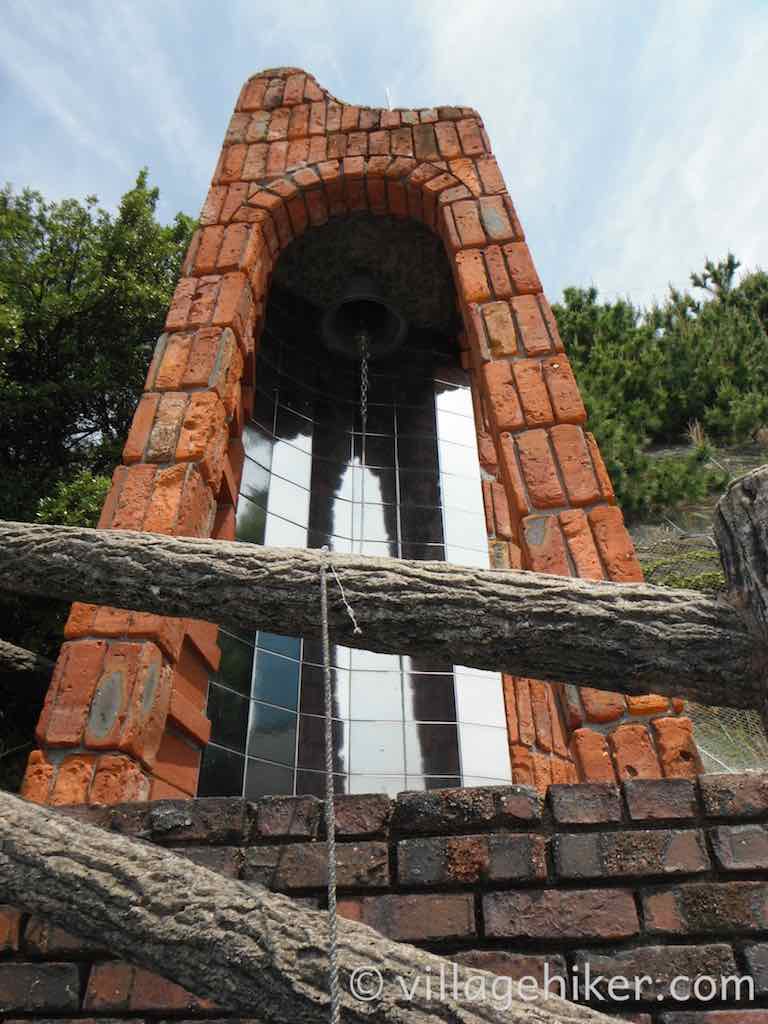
321, 273, 407, 360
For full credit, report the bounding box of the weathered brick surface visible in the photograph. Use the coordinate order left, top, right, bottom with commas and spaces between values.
451, 950, 566, 984
0, 964, 80, 1013
555, 829, 709, 880
643, 881, 768, 934
241, 841, 389, 890
573, 944, 738, 1003
398, 833, 546, 886
710, 824, 768, 871
701, 772, 768, 818
392, 785, 541, 833
624, 778, 698, 821
549, 782, 622, 824
357, 893, 476, 942
484, 888, 640, 939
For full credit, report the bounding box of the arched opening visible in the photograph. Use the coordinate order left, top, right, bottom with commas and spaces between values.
198, 213, 512, 799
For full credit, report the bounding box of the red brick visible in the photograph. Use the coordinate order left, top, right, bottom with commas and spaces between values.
480, 302, 516, 356
627, 693, 671, 715
358, 893, 475, 942
490, 480, 514, 539
50, 752, 97, 804
625, 778, 697, 821
482, 361, 524, 433
513, 359, 555, 427
457, 117, 485, 155
36, 639, 108, 746
192, 225, 225, 273
398, 833, 546, 885
530, 680, 554, 752
239, 77, 267, 111
511, 294, 553, 355
484, 244, 512, 298
522, 514, 569, 574
145, 392, 187, 461
589, 505, 644, 582
556, 828, 709, 879
581, 687, 626, 723
90, 753, 151, 804
516, 429, 565, 508
543, 355, 587, 424
549, 781, 622, 823
185, 619, 221, 671
452, 200, 485, 246
455, 249, 491, 303
559, 508, 604, 580
503, 241, 541, 292
242, 841, 388, 890
653, 716, 702, 779
0, 906, 21, 952
476, 156, 506, 194
218, 144, 247, 183
611, 722, 663, 780
200, 184, 227, 225
20, 749, 54, 802
153, 730, 201, 795
572, 728, 617, 783
175, 392, 229, 490
122, 393, 160, 464
434, 121, 460, 158
701, 772, 768, 818
498, 433, 531, 519
551, 424, 600, 505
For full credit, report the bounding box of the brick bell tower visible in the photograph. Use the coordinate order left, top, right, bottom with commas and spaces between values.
22, 68, 702, 807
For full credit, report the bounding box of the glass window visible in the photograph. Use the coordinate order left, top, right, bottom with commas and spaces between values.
349, 774, 405, 796
454, 671, 507, 728
252, 649, 300, 709
217, 632, 254, 697
459, 724, 512, 781
267, 473, 310, 524
240, 458, 270, 504
405, 722, 460, 776
350, 670, 402, 721
247, 703, 297, 766
207, 682, 249, 753
264, 513, 307, 548
436, 409, 476, 446
244, 758, 294, 799
438, 440, 481, 479
198, 744, 244, 797
271, 439, 312, 487
235, 494, 266, 546
349, 721, 405, 774
300, 662, 350, 720
257, 631, 301, 661
297, 714, 349, 773
404, 672, 456, 723
443, 506, 488, 552
242, 420, 273, 464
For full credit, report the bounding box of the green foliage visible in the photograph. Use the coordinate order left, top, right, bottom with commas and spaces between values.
0, 173, 195, 673
36, 470, 111, 528
553, 255, 768, 518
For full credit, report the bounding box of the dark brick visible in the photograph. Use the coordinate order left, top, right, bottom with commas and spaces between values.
250, 795, 321, 839
393, 785, 540, 834
108, 798, 246, 844
333, 793, 392, 836
451, 950, 566, 985
483, 888, 639, 940
169, 845, 241, 877
23, 916, 107, 957
643, 882, 768, 935
241, 841, 389, 890
84, 962, 219, 1012
625, 778, 697, 821
573, 944, 737, 1003
744, 943, 768, 993
398, 833, 546, 886
0, 906, 21, 953
0, 964, 80, 1013
549, 782, 621, 824
660, 1013, 768, 1023
358, 893, 475, 941
710, 824, 768, 870
700, 773, 768, 819
555, 829, 709, 879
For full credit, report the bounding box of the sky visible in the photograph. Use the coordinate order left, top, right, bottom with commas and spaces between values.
1, 0, 766, 308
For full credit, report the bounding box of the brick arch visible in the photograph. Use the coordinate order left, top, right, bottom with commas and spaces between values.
21, 68, 701, 807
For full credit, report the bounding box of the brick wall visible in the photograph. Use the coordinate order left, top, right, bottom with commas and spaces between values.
4, 774, 768, 1021
21, 65, 697, 804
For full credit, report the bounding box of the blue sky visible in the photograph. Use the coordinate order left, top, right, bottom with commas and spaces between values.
1, 0, 765, 307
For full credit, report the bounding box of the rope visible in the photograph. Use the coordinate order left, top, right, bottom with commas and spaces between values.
319, 547, 341, 1024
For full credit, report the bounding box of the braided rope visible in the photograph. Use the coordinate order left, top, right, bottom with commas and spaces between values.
320, 548, 341, 1024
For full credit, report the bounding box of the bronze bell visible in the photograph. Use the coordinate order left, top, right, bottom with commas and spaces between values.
321, 273, 407, 360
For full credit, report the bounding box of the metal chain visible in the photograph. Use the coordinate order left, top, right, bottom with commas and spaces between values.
319, 547, 341, 1024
